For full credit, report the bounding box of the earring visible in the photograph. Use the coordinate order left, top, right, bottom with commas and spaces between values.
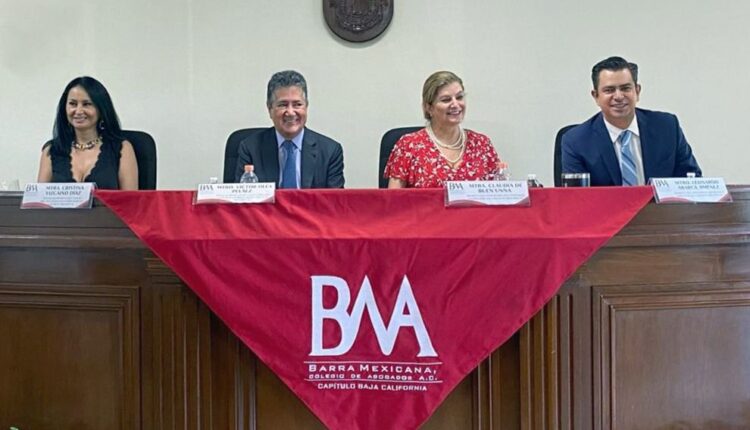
98, 120, 105, 131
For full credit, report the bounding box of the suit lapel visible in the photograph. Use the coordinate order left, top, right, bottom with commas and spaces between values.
261, 128, 280, 185
592, 114, 621, 185
636, 110, 656, 180
301, 129, 318, 188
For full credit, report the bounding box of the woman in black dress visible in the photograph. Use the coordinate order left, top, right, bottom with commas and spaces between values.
37, 76, 138, 190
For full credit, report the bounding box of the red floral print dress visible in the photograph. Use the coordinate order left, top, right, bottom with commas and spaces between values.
384, 128, 502, 188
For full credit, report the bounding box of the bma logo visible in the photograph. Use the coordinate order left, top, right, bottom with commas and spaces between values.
447, 182, 464, 191
310, 275, 437, 357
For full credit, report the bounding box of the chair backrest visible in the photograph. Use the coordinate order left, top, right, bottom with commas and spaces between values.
378, 126, 422, 188
224, 128, 266, 183
553, 124, 578, 187
122, 130, 157, 190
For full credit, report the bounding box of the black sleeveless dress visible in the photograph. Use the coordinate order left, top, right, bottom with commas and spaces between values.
50, 139, 122, 189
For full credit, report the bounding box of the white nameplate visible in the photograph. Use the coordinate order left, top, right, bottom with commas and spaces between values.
445, 181, 530, 207
20, 183, 95, 209
650, 177, 732, 204
194, 183, 276, 204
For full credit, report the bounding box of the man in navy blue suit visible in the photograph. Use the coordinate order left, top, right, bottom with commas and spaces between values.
561, 56, 701, 186
234, 70, 345, 188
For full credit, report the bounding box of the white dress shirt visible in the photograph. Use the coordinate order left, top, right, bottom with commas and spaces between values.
603, 114, 645, 186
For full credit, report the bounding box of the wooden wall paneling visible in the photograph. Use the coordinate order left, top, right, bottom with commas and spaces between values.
596, 282, 750, 430
587, 187, 750, 430
2, 188, 749, 429
141, 256, 213, 429
0, 246, 144, 287
490, 334, 521, 430
254, 360, 326, 429
423, 371, 475, 429
209, 312, 257, 430
0, 282, 139, 430
555, 290, 572, 430
473, 357, 492, 429
623, 191, 750, 228
236, 336, 258, 429
520, 292, 566, 430
521, 308, 545, 430
438, 334, 525, 429
144, 256, 260, 430
475, 337, 525, 430
584, 244, 750, 287
556, 275, 596, 430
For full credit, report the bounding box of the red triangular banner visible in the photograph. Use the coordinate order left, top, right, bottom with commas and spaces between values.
97, 187, 652, 430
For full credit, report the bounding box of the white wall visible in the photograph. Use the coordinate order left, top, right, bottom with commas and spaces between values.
1, 0, 748, 189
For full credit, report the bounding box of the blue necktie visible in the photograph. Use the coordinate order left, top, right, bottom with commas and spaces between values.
619, 130, 638, 186
281, 140, 297, 189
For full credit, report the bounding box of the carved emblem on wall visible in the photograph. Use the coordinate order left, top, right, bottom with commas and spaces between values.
323, 0, 393, 43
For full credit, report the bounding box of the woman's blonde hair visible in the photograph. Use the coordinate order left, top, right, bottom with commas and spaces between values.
422, 71, 464, 121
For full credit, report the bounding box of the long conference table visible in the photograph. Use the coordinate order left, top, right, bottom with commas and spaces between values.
1, 186, 749, 429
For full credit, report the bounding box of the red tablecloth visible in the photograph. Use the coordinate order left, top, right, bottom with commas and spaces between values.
97, 187, 653, 430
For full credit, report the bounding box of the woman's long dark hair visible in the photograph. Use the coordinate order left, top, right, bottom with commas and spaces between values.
50, 76, 124, 156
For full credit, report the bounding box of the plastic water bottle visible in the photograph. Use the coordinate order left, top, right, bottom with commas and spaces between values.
492, 162, 510, 181
240, 165, 259, 183
527, 174, 543, 188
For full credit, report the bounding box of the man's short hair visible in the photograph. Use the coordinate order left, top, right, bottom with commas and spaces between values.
591, 56, 639, 90
266, 70, 308, 108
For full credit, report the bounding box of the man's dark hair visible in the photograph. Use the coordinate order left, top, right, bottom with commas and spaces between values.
266, 70, 308, 108
591, 56, 638, 90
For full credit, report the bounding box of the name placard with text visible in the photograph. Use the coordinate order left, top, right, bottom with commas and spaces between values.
20, 183, 95, 209
651, 177, 732, 203
445, 181, 530, 207
194, 183, 276, 204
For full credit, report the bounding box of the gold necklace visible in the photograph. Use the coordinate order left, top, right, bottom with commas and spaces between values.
72, 137, 102, 151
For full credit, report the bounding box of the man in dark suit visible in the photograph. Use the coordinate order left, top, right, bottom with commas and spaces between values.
234, 70, 345, 188
561, 56, 701, 186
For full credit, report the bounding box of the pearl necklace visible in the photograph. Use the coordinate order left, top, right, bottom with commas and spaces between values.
72, 137, 102, 151
427, 125, 465, 150
427, 125, 466, 165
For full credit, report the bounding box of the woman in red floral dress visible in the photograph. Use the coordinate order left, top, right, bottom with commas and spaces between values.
384, 71, 504, 188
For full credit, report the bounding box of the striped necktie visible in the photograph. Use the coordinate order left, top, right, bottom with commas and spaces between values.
619, 130, 637, 186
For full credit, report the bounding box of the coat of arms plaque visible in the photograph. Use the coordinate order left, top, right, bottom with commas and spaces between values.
323, 0, 393, 43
